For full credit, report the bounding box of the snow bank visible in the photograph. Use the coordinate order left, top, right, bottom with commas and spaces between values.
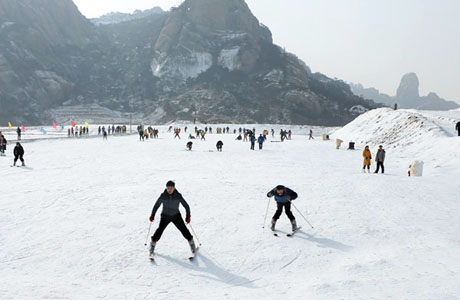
332, 107, 460, 169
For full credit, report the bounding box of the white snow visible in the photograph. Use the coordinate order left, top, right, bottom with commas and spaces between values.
218, 47, 240, 71
151, 51, 213, 80
1, 110, 460, 299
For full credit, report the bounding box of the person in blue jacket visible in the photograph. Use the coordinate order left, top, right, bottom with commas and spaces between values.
250, 135, 256, 150
267, 185, 298, 231
257, 134, 265, 150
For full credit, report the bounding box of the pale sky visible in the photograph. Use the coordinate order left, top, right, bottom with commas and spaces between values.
73, 0, 460, 102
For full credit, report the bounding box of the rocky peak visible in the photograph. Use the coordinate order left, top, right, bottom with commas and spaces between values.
396, 72, 420, 100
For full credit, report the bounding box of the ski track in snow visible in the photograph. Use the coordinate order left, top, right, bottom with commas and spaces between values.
1, 117, 460, 299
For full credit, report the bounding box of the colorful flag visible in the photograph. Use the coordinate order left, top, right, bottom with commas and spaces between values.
21, 125, 25, 132
8, 122, 12, 129
84, 121, 89, 128
72, 121, 76, 127
53, 122, 57, 129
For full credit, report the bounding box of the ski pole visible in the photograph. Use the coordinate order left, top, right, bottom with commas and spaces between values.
144, 221, 152, 246
188, 223, 202, 246
262, 197, 271, 228
288, 200, 314, 229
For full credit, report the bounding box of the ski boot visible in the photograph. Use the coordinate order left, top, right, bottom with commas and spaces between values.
291, 220, 298, 232
149, 241, 156, 257
189, 239, 196, 254
270, 219, 276, 231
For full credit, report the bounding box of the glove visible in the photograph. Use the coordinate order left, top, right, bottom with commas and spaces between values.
149, 215, 154, 222
185, 215, 191, 224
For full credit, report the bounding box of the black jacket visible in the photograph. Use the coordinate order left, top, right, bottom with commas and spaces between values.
14, 145, 24, 156
216, 141, 223, 147
151, 189, 190, 218
456, 122, 460, 131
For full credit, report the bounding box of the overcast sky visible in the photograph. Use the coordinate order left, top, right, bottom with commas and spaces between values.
73, 0, 460, 102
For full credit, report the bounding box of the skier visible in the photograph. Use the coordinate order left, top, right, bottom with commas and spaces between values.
13, 142, 25, 166
186, 141, 193, 151
257, 134, 265, 150
17, 127, 21, 140
0, 132, 6, 156
216, 140, 223, 152
236, 134, 242, 141
250, 135, 256, 150
362, 145, 372, 173
267, 185, 298, 232
243, 132, 248, 142
456, 121, 460, 136
374, 145, 386, 174
103, 130, 108, 140
200, 130, 206, 141
271, 129, 275, 137
174, 128, 181, 139
139, 129, 145, 141
309, 129, 314, 140
148, 181, 196, 258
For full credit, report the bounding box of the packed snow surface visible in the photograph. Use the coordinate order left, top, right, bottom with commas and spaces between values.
1, 110, 460, 299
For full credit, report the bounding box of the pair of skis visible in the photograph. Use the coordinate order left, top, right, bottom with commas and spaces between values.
272, 227, 301, 237
150, 247, 199, 262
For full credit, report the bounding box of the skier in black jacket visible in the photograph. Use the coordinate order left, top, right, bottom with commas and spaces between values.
13, 142, 25, 166
267, 185, 298, 232
148, 181, 195, 257
216, 140, 223, 152
456, 121, 460, 136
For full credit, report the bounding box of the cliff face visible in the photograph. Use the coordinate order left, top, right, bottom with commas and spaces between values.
0, 0, 376, 125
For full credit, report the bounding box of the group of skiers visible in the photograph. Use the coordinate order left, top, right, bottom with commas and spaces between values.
0, 131, 25, 166
362, 145, 386, 173
147, 181, 300, 259
138, 125, 160, 141
68, 126, 90, 137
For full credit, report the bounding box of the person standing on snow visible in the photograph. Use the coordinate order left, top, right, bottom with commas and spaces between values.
362, 145, 372, 173
13, 142, 25, 166
216, 140, 223, 152
267, 185, 299, 232
309, 129, 314, 140
148, 181, 196, 258
0, 132, 6, 156
250, 135, 256, 150
456, 121, 460, 136
16, 127, 22, 140
374, 145, 386, 174
257, 134, 265, 150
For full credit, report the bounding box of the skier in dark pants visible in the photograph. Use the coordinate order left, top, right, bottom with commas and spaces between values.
148, 181, 195, 257
216, 140, 223, 152
374, 145, 386, 174
267, 185, 298, 231
250, 135, 256, 150
456, 121, 460, 136
17, 127, 21, 140
257, 134, 264, 150
13, 142, 25, 166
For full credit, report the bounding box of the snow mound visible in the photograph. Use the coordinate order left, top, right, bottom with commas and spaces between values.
333, 107, 460, 167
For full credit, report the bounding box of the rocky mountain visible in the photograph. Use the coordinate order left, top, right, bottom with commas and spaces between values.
350, 73, 459, 111
0, 0, 376, 125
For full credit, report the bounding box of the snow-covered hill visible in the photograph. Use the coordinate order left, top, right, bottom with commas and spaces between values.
1, 116, 459, 299
333, 108, 460, 168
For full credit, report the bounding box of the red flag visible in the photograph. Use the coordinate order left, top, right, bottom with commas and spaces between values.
21, 125, 25, 132
53, 122, 57, 129
72, 121, 76, 127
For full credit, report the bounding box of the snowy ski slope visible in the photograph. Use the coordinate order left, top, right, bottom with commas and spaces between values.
1, 109, 460, 299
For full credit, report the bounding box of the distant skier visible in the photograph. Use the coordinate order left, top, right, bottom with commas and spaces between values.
250, 135, 256, 150
103, 130, 108, 140
456, 121, 460, 136
394, 103, 398, 110
236, 134, 242, 141
267, 185, 298, 232
216, 140, 223, 152
139, 129, 145, 141
148, 181, 196, 258
186, 141, 193, 151
174, 128, 181, 139
362, 145, 372, 173
257, 134, 265, 150
13, 142, 25, 166
17, 127, 21, 140
0, 132, 6, 156
374, 145, 386, 174
271, 129, 275, 137
309, 129, 314, 140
